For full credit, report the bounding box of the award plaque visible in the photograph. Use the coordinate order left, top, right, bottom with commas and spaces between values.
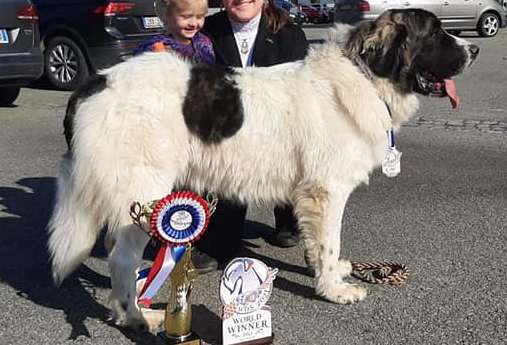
132, 191, 215, 345
220, 258, 278, 345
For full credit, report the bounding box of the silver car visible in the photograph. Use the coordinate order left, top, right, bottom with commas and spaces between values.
335, 0, 507, 37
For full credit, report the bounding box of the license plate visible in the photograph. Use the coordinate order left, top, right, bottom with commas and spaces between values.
340, 4, 352, 10
0, 29, 9, 44
142, 16, 163, 29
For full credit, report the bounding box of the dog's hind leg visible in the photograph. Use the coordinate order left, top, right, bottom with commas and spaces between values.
294, 184, 366, 304
108, 223, 156, 332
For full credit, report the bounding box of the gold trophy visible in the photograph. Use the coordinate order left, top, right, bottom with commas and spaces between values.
160, 247, 202, 345
130, 192, 217, 345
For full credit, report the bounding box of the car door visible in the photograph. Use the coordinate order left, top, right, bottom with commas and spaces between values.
440, 0, 477, 29
372, 0, 402, 13
366, 0, 402, 21
399, 0, 443, 17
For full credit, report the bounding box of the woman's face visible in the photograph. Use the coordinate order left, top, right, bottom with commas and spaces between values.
223, 0, 264, 22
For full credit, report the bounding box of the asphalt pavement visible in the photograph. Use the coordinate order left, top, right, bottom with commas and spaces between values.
0, 27, 506, 345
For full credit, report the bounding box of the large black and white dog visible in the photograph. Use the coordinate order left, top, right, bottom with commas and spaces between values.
49, 9, 478, 330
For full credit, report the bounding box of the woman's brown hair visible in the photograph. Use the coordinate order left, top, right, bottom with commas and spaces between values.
263, 0, 289, 33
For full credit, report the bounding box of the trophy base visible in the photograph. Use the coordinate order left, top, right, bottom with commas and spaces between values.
159, 331, 202, 345
232, 334, 274, 345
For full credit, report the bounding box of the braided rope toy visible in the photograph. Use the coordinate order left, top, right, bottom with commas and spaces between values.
351, 261, 410, 286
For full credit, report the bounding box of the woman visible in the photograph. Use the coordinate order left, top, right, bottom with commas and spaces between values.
193, 0, 309, 271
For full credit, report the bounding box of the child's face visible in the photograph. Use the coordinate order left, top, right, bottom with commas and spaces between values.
167, 4, 207, 42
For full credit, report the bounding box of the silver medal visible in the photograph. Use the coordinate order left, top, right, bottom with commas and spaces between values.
382, 146, 402, 178
240, 39, 249, 54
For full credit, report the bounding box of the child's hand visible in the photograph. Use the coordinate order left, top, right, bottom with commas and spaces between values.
152, 41, 168, 52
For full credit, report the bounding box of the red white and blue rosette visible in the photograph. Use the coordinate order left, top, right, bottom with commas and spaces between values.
137, 191, 211, 308
149, 191, 210, 246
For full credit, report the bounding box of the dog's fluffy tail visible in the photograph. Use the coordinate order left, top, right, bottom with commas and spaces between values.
47, 153, 103, 285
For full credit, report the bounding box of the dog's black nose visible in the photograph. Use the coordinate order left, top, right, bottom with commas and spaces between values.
469, 44, 480, 57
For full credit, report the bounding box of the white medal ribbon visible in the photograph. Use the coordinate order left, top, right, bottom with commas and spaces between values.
137, 245, 186, 307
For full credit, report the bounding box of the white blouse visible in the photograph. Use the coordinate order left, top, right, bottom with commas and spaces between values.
229, 12, 262, 67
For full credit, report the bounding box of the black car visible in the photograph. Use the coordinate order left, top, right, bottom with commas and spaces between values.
33, 0, 164, 90
0, 0, 44, 106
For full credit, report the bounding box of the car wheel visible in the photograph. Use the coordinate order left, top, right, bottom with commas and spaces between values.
477, 12, 499, 37
0, 86, 21, 106
44, 36, 89, 90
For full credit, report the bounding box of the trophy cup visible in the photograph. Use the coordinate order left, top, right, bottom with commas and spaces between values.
220, 258, 278, 345
131, 191, 216, 345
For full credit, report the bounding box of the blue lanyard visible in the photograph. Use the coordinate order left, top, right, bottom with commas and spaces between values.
388, 128, 396, 148
384, 102, 395, 148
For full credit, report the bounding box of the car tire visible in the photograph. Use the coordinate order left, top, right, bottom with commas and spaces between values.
477, 12, 500, 37
44, 36, 89, 91
0, 86, 21, 106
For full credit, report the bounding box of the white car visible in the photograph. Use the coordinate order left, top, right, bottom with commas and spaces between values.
335, 0, 507, 37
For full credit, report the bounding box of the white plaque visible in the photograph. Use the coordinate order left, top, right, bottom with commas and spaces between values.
220, 258, 277, 345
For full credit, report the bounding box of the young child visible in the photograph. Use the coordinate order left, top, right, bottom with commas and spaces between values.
134, 0, 215, 65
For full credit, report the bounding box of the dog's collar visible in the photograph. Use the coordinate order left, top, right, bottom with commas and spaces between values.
352, 55, 375, 81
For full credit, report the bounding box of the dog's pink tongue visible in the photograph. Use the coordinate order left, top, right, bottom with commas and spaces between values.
444, 78, 460, 109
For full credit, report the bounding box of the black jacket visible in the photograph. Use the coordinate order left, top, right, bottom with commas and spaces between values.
197, 12, 307, 261
203, 11, 308, 68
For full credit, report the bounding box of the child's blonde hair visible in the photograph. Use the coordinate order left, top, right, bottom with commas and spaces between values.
155, 0, 208, 28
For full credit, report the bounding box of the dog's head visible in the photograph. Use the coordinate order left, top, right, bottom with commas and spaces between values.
345, 9, 479, 108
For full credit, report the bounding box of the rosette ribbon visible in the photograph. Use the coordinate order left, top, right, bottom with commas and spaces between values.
135, 191, 211, 308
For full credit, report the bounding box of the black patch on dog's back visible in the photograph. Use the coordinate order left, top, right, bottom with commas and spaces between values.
64, 74, 107, 150
183, 64, 243, 143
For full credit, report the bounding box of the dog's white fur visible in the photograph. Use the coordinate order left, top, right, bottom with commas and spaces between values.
48, 26, 473, 330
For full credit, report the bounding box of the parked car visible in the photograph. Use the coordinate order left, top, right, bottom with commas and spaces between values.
300, 4, 330, 23
311, 2, 336, 23
0, 0, 43, 106
334, 0, 507, 37
33, 0, 164, 90
275, 0, 306, 25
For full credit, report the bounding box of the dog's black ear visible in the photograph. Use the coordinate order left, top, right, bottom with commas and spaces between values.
344, 21, 374, 58
344, 11, 410, 78
359, 16, 411, 82
363, 21, 407, 56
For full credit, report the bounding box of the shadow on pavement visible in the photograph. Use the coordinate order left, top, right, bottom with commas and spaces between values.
192, 304, 223, 344
25, 77, 62, 91
0, 177, 164, 344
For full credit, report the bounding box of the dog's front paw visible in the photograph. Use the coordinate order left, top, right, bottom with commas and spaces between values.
109, 295, 155, 333
127, 316, 150, 333
318, 282, 367, 304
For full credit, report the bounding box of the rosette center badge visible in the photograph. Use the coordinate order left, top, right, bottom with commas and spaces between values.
150, 192, 210, 246
220, 258, 278, 345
